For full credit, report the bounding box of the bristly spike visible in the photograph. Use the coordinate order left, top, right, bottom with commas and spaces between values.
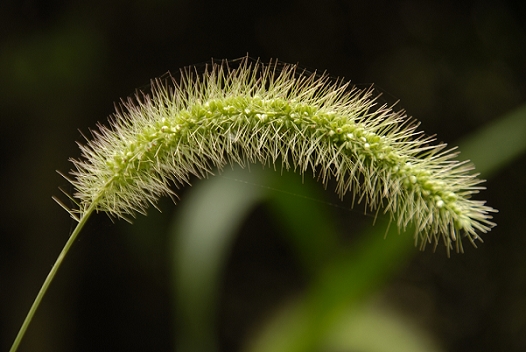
64, 56, 497, 252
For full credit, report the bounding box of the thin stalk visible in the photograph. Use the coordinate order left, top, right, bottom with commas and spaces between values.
10, 203, 97, 352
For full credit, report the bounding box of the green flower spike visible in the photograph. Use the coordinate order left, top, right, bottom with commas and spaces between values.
10, 56, 496, 352
70, 57, 495, 250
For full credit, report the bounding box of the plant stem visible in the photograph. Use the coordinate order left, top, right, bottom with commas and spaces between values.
10, 203, 97, 352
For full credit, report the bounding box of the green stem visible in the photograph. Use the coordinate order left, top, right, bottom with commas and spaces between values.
10, 203, 97, 352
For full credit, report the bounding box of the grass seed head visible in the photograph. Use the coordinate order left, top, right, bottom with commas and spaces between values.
65, 56, 496, 253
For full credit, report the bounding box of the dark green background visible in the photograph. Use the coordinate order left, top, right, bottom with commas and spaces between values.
1, 0, 525, 351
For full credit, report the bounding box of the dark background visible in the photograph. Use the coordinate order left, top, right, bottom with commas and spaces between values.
1, 0, 525, 351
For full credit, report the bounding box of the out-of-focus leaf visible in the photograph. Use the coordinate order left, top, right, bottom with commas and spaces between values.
245, 223, 415, 352
323, 302, 442, 352
456, 104, 526, 178
265, 170, 340, 274
168, 167, 267, 352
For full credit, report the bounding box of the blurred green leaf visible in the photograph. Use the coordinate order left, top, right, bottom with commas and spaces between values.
168, 167, 267, 351
456, 103, 526, 178
265, 170, 340, 274
320, 301, 442, 352
246, 223, 414, 352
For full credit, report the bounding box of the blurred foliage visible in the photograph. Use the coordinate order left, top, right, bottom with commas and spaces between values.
456, 104, 526, 178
